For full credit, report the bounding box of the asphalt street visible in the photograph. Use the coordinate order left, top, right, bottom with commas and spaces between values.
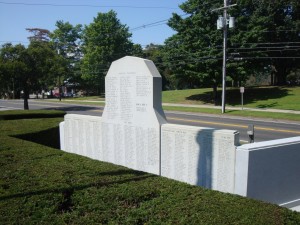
1, 99, 300, 143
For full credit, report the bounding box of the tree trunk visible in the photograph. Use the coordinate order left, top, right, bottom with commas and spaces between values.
274, 60, 287, 85
270, 72, 274, 86
23, 88, 29, 110
212, 83, 218, 106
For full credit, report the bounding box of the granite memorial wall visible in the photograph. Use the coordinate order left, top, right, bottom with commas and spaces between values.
59, 56, 239, 194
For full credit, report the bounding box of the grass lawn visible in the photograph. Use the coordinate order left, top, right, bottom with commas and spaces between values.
162, 86, 300, 111
58, 86, 300, 111
0, 110, 300, 224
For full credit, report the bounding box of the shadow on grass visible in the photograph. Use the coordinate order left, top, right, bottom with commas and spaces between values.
0, 111, 66, 120
94, 169, 147, 177
0, 174, 156, 202
186, 87, 291, 107
41, 105, 101, 112
256, 102, 279, 108
11, 126, 60, 149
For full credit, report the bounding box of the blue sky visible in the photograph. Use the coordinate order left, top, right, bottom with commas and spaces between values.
0, 0, 186, 47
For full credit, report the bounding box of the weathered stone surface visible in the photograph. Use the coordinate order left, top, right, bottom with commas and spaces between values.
235, 137, 300, 208
161, 124, 239, 193
101, 56, 166, 174
63, 114, 102, 160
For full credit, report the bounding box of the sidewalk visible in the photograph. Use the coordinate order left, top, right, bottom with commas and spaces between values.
38, 99, 300, 115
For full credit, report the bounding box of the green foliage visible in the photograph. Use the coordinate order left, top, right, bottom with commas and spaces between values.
143, 44, 170, 90
1, 112, 299, 224
164, 0, 300, 90
229, 0, 300, 85
164, 1, 223, 90
81, 10, 135, 94
0, 41, 69, 108
50, 21, 83, 87
50, 21, 82, 60
0, 43, 27, 99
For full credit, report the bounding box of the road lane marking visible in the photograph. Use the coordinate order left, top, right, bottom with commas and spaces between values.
167, 117, 248, 128
254, 126, 300, 134
0, 106, 22, 110
167, 117, 300, 135
89, 109, 103, 112
3, 101, 66, 108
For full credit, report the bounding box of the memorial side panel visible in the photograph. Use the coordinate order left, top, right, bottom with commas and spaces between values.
161, 124, 237, 193
212, 131, 237, 193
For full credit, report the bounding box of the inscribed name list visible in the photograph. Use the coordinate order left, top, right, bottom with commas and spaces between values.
101, 56, 166, 175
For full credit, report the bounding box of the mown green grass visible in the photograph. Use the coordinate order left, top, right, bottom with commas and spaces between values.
59, 86, 300, 110
1, 110, 300, 224
163, 86, 300, 110
163, 106, 300, 122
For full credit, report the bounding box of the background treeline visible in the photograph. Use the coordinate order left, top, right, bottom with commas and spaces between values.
0, 0, 299, 102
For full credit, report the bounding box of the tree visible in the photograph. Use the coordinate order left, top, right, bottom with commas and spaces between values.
24, 41, 63, 109
50, 21, 82, 59
81, 10, 135, 94
0, 41, 66, 109
50, 21, 83, 91
164, 1, 225, 103
230, 0, 300, 85
0, 43, 27, 100
164, 0, 300, 100
26, 28, 51, 42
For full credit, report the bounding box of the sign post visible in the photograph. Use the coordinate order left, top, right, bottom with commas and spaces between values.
240, 87, 244, 110
247, 124, 254, 143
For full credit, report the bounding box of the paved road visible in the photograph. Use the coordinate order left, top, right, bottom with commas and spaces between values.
1, 99, 300, 143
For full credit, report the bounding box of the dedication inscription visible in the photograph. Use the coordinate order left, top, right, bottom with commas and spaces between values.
101, 56, 166, 175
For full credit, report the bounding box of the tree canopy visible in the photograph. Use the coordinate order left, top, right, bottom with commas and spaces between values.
0, 41, 66, 109
26, 28, 51, 42
164, 0, 300, 92
81, 10, 135, 94
50, 21, 83, 87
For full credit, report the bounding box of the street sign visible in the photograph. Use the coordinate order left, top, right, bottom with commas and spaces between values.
240, 87, 245, 93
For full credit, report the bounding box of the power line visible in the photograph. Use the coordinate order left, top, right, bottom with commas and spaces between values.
233, 29, 300, 34
130, 13, 188, 32
228, 46, 300, 50
84, 55, 300, 73
232, 41, 300, 46
0, 1, 177, 9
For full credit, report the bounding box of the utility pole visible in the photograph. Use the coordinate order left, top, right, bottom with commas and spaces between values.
222, 0, 228, 114
57, 48, 62, 101
213, 1, 236, 113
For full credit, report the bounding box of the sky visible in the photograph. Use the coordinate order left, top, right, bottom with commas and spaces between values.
0, 0, 186, 47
